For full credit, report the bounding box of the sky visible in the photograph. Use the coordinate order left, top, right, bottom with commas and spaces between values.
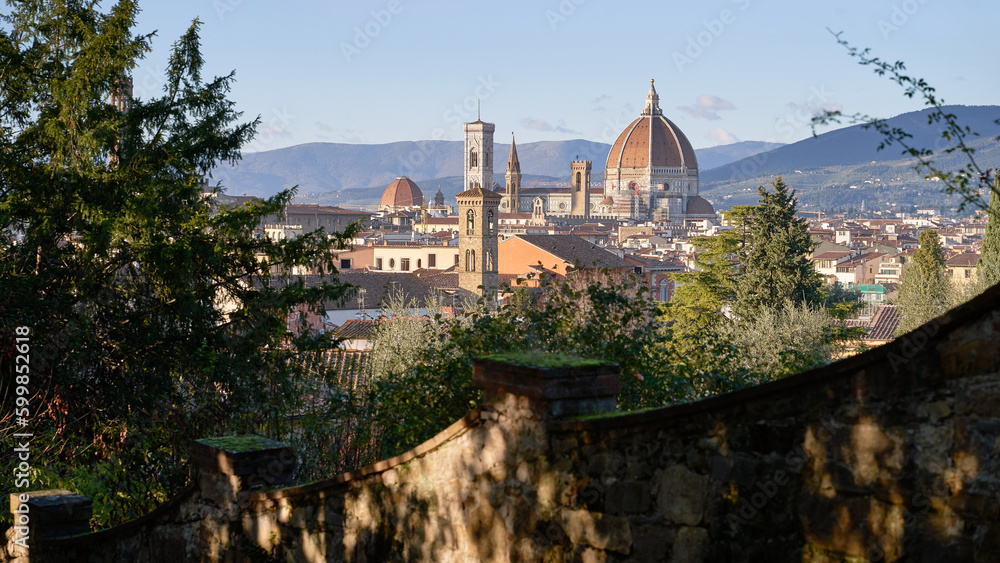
127, 0, 1000, 153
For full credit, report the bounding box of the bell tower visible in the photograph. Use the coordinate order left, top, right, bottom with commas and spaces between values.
459, 116, 500, 299
464, 117, 495, 193
570, 160, 591, 218
505, 133, 521, 213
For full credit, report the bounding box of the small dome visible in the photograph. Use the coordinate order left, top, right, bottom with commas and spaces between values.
380, 176, 424, 208
600, 196, 615, 206
686, 196, 715, 216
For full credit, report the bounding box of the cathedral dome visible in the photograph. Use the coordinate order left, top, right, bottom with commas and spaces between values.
606, 80, 698, 171
380, 176, 424, 209
686, 196, 715, 216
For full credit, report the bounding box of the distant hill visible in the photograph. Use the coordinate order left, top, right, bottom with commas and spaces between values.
695, 141, 786, 170
700, 105, 1000, 212
211, 139, 784, 203
211, 140, 611, 200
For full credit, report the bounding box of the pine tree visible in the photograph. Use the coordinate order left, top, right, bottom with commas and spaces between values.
896, 229, 952, 335
976, 175, 1000, 293
733, 177, 823, 320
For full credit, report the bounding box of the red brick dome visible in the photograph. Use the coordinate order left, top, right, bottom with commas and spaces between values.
606, 80, 698, 171
379, 176, 424, 208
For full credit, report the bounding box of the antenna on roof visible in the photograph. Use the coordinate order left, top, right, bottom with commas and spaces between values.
478, 99, 481, 120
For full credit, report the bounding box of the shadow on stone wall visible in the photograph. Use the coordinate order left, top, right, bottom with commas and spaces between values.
6, 284, 1000, 562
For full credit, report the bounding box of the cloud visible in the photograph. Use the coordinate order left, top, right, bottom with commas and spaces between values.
591, 94, 612, 104
316, 121, 334, 133
707, 128, 740, 145
677, 94, 737, 120
521, 117, 580, 134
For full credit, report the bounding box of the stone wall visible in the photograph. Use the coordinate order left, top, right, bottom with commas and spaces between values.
6, 284, 1000, 562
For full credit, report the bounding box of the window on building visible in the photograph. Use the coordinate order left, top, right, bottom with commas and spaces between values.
965, 269, 971, 278
470, 149, 478, 168
401, 258, 410, 271
417, 259, 422, 269
340, 258, 352, 270
487, 209, 494, 233
375, 258, 383, 270
389, 258, 395, 269
454, 254, 460, 265
428, 253, 436, 268
575, 172, 581, 191
466, 249, 476, 271
467, 209, 476, 235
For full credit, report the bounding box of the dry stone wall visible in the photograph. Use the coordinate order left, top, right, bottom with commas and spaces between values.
6, 284, 1000, 562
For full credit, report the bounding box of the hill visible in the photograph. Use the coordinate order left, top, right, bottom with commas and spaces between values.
211, 139, 785, 204
701, 105, 1000, 213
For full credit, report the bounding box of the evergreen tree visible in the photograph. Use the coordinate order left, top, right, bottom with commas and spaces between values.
0, 1, 354, 522
733, 177, 823, 320
976, 175, 1000, 293
896, 229, 952, 335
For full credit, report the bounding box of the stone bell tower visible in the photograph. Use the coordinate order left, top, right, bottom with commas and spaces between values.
570, 160, 591, 218
459, 116, 500, 298
505, 133, 521, 213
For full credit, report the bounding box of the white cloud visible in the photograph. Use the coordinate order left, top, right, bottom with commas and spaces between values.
521, 117, 580, 134
707, 128, 740, 145
678, 94, 737, 120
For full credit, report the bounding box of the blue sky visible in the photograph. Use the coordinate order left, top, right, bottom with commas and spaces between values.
131, 0, 1000, 152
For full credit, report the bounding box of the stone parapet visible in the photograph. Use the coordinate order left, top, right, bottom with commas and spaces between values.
472, 353, 619, 418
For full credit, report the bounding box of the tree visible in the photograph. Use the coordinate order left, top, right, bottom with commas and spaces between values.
977, 175, 1000, 293
896, 230, 952, 335
0, 1, 353, 525
733, 177, 823, 320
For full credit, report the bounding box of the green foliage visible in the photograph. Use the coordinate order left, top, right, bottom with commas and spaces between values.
733, 178, 823, 320
812, 31, 998, 215
0, 1, 354, 527
977, 175, 1000, 293
896, 230, 952, 335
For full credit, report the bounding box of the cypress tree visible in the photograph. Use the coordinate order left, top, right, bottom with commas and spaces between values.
976, 175, 1000, 292
896, 229, 952, 335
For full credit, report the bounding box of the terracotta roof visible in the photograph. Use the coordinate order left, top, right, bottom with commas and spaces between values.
512, 235, 634, 270
864, 305, 901, 342
333, 320, 376, 340
285, 204, 373, 216
312, 272, 437, 311
380, 176, 424, 208
947, 252, 980, 267
811, 251, 852, 261
455, 185, 502, 200
606, 85, 697, 171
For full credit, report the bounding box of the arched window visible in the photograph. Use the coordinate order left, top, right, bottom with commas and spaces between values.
466, 209, 476, 235
466, 249, 476, 271
659, 278, 670, 301
575, 172, 582, 191
469, 149, 478, 168
486, 250, 494, 271
485, 151, 491, 168
487, 209, 494, 233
